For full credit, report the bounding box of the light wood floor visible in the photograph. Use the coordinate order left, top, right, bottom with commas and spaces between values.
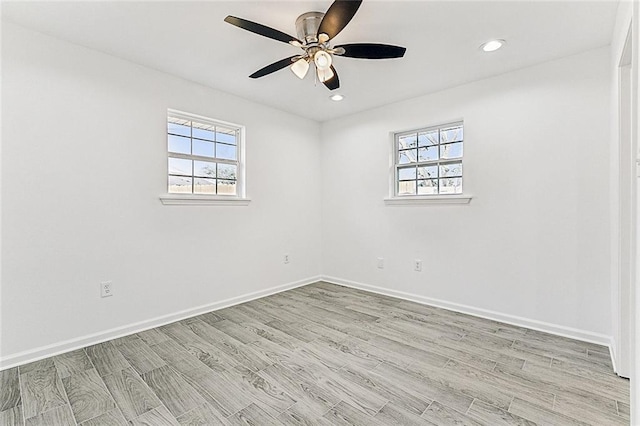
0, 282, 630, 425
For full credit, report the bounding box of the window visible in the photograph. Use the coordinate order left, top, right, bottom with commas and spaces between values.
393, 121, 464, 196
166, 110, 244, 198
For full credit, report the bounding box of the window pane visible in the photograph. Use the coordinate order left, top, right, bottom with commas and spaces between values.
418, 146, 438, 161
168, 135, 190, 155
417, 165, 438, 179
194, 178, 216, 194
439, 177, 463, 194
168, 121, 190, 137
394, 124, 464, 198
168, 158, 192, 176
417, 179, 438, 195
216, 143, 237, 161
217, 163, 237, 180
192, 140, 214, 158
192, 122, 214, 141
216, 127, 237, 145
194, 160, 216, 178
398, 134, 417, 149
217, 179, 237, 195
418, 130, 438, 147
439, 162, 463, 177
398, 149, 417, 164
398, 166, 416, 180
398, 180, 416, 195
440, 125, 463, 143
168, 175, 192, 193
440, 142, 463, 159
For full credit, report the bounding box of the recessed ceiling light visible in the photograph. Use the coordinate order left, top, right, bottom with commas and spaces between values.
330, 94, 344, 101
480, 39, 505, 52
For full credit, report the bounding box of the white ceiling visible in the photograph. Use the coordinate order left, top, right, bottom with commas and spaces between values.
2, 1, 619, 122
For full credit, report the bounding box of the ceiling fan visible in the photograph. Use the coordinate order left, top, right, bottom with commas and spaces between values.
224, 0, 406, 91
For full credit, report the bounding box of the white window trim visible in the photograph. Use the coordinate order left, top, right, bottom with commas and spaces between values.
159, 194, 251, 206
161, 109, 250, 206
384, 195, 472, 205
387, 120, 472, 205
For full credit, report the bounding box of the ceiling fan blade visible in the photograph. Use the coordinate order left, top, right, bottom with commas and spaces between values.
317, 0, 362, 42
249, 56, 298, 79
224, 16, 302, 45
323, 66, 340, 90
335, 43, 407, 59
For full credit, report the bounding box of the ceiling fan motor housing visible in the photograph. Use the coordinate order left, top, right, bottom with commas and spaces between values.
295, 12, 324, 45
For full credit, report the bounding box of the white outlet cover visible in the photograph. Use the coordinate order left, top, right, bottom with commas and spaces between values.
377, 258, 384, 269
414, 260, 423, 272
101, 281, 113, 298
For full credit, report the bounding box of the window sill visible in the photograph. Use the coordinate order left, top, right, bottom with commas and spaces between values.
159, 194, 251, 206
384, 195, 473, 205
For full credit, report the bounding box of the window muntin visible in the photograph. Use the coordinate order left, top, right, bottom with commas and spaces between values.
167, 112, 242, 196
394, 122, 463, 196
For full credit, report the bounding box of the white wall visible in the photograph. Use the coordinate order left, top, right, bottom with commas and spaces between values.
321, 47, 612, 341
0, 22, 322, 364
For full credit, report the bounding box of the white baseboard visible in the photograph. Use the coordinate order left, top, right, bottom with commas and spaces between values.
322, 275, 614, 349
0, 275, 322, 370
2, 274, 617, 371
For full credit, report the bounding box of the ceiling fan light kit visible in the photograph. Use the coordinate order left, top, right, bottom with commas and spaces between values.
224, 0, 407, 91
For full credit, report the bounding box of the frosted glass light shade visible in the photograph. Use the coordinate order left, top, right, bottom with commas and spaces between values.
314, 50, 332, 70
291, 58, 310, 79
317, 67, 335, 83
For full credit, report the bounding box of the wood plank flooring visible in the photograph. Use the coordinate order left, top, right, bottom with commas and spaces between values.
0, 282, 630, 425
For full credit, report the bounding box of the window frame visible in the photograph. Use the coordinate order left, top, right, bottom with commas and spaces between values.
160, 109, 249, 206
386, 120, 472, 205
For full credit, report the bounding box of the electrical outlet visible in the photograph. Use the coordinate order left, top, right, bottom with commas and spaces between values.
284, 254, 290, 264
101, 281, 113, 298
377, 257, 384, 269
414, 260, 422, 272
